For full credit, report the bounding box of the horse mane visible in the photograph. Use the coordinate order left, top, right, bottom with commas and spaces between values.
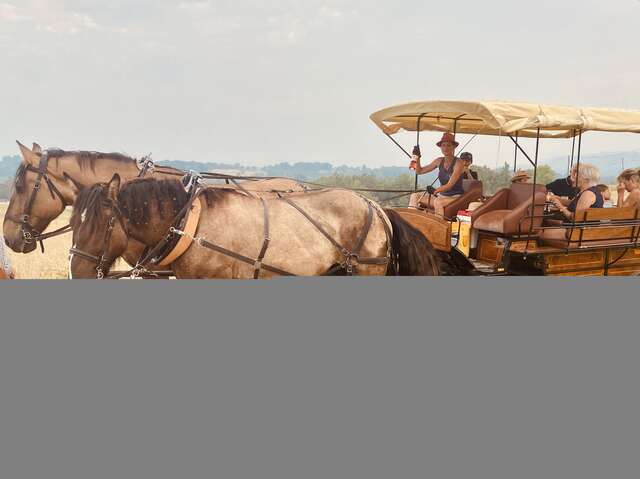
47, 149, 137, 173
12, 163, 28, 193
118, 178, 246, 225
70, 183, 110, 235
117, 178, 190, 225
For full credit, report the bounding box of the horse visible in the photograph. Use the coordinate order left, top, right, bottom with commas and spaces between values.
68, 175, 440, 278
2, 142, 306, 268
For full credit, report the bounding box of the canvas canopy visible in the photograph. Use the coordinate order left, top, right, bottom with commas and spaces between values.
370, 101, 640, 139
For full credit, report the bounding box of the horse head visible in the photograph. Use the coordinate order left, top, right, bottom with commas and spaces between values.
68, 174, 129, 279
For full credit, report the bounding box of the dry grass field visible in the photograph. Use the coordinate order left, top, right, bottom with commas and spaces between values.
1, 203, 127, 279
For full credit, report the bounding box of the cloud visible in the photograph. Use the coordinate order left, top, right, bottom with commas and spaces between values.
0, 2, 30, 23
35, 12, 100, 35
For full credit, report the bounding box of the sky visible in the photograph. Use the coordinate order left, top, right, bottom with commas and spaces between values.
1, 0, 640, 169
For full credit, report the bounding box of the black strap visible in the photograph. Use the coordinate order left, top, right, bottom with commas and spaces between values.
197, 237, 294, 276
279, 196, 347, 253
352, 201, 374, 256
230, 178, 255, 198
253, 198, 271, 279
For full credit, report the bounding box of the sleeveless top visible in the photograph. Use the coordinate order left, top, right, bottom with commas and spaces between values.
567, 186, 604, 213
438, 157, 464, 197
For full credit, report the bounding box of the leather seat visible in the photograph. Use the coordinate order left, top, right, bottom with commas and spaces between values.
420, 180, 484, 219
472, 183, 546, 235
442, 180, 484, 220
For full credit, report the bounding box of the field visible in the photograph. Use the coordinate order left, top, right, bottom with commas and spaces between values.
1, 203, 126, 279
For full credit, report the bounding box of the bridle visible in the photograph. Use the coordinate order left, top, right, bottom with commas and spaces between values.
68, 199, 128, 279
5, 151, 70, 249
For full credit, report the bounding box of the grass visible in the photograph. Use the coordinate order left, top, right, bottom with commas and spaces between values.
1, 204, 127, 279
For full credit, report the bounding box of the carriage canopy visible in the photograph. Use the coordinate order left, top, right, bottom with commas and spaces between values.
370, 100, 640, 139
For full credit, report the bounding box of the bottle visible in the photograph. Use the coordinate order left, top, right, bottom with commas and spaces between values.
409, 145, 420, 171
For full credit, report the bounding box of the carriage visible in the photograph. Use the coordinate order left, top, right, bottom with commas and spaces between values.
371, 100, 640, 276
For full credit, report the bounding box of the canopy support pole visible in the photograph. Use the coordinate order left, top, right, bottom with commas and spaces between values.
566, 130, 583, 253
414, 114, 426, 191
384, 133, 411, 158
569, 129, 576, 171
513, 132, 519, 172
525, 128, 541, 253
507, 135, 536, 168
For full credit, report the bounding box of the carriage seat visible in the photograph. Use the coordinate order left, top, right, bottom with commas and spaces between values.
442, 180, 484, 220
420, 180, 484, 220
540, 207, 640, 249
471, 183, 546, 236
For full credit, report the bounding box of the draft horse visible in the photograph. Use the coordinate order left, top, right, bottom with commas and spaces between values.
68, 175, 440, 278
2, 142, 306, 268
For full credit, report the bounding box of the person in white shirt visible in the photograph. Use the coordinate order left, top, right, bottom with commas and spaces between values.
1, 236, 16, 279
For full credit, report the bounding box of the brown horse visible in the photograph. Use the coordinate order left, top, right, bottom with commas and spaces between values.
2, 142, 306, 267
68, 175, 440, 278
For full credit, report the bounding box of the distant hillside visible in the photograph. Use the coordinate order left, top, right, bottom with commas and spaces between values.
0, 155, 20, 180
156, 160, 410, 180
546, 150, 640, 181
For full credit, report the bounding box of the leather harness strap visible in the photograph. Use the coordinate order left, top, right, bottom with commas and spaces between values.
196, 237, 294, 277
279, 195, 389, 274
253, 197, 271, 278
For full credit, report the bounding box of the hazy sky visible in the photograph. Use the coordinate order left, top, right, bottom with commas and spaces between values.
1, 0, 639, 168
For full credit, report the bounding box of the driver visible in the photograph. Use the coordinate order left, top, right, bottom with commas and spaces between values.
408, 132, 465, 216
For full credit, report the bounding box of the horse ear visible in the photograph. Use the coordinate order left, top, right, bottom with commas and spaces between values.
106, 173, 121, 200
63, 173, 85, 195
32, 142, 42, 154
16, 141, 38, 166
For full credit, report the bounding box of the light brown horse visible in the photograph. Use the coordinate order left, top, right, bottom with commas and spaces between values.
68, 175, 440, 278
2, 142, 306, 267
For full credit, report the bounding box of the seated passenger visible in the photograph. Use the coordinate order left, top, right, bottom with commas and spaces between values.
548, 163, 603, 220
460, 152, 478, 180
546, 167, 579, 199
595, 184, 612, 207
511, 170, 530, 184
615, 168, 640, 209
408, 132, 465, 216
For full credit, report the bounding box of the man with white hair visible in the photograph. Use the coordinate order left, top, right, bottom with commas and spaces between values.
548, 163, 604, 219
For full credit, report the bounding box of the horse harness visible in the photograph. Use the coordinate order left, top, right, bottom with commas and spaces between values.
69, 211, 125, 279
4, 151, 71, 250
77, 181, 392, 278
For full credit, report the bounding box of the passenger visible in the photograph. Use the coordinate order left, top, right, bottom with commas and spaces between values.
511, 170, 530, 184
548, 163, 603, 220
1, 236, 16, 279
546, 167, 579, 199
615, 168, 640, 209
595, 184, 612, 207
408, 132, 465, 216
460, 152, 478, 180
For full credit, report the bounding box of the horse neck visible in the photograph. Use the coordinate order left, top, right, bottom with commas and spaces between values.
49, 155, 141, 203
122, 196, 185, 247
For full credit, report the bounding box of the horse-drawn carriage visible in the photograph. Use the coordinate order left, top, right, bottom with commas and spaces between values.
371, 100, 640, 276
3, 100, 640, 277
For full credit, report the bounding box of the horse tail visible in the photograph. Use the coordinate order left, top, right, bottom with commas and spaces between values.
383, 209, 440, 276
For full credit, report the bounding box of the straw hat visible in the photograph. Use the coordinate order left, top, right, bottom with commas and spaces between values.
511, 170, 531, 183
436, 132, 459, 148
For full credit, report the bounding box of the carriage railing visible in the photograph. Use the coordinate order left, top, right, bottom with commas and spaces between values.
514, 213, 640, 251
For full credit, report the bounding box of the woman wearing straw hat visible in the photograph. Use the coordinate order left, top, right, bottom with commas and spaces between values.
511, 170, 531, 184
408, 132, 465, 216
